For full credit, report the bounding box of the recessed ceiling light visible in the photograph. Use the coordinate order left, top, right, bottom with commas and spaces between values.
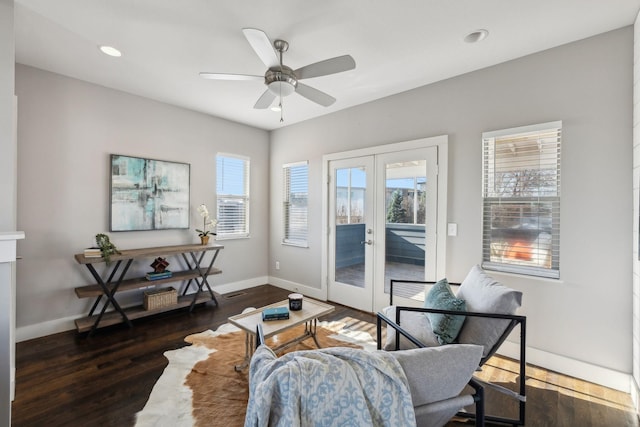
99, 45, 122, 57
464, 29, 489, 44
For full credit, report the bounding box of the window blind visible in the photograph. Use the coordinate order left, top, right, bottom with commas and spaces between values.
482, 121, 561, 279
216, 154, 250, 238
283, 161, 308, 246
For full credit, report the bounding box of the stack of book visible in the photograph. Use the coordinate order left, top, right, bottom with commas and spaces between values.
262, 306, 290, 321
145, 270, 173, 281
83, 248, 102, 258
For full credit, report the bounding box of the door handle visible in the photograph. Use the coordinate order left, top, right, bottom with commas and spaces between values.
360, 240, 373, 245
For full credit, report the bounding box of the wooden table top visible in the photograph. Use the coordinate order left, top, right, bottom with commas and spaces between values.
228, 298, 335, 338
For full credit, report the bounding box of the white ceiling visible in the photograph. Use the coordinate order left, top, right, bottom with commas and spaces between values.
14, 1, 640, 131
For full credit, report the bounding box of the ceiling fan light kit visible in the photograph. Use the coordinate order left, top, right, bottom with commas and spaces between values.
200, 28, 356, 121
266, 66, 297, 96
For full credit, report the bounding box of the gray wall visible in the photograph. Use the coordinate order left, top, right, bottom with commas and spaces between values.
14, 64, 270, 337
269, 28, 633, 377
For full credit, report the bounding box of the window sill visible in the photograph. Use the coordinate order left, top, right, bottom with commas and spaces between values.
484, 268, 564, 285
282, 241, 309, 248
215, 235, 250, 241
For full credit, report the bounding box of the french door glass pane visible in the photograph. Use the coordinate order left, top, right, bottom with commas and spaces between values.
384, 160, 426, 300
334, 167, 366, 288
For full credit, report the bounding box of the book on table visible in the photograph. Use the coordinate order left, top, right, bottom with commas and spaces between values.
83, 248, 102, 258
262, 306, 290, 321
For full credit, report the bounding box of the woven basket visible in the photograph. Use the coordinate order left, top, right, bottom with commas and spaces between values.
144, 287, 178, 310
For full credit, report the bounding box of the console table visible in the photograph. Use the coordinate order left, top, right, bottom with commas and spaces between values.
73, 243, 223, 335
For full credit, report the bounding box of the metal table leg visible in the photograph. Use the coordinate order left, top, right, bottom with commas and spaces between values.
85, 259, 134, 336
183, 248, 220, 310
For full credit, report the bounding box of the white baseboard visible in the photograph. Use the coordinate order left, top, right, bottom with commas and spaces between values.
16, 276, 272, 342
16, 314, 77, 342
213, 276, 270, 296
267, 276, 326, 301
499, 341, 632, 393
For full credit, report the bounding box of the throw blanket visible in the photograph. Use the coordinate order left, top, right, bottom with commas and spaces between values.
245, 346, 417, 427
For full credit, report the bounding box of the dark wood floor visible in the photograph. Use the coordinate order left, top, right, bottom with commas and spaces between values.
10, 284, 640, 427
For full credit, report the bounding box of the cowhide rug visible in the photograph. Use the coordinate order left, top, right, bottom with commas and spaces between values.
135, 314, 376, 427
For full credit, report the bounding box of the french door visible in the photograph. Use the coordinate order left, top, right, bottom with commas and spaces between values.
327, 157, 375, 311
327, 145, 440, 313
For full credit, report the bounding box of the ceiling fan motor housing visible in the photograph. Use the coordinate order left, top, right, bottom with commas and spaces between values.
265, 66, 297, 96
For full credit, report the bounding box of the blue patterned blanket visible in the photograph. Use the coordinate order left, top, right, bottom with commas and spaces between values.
244, 346, 417, 427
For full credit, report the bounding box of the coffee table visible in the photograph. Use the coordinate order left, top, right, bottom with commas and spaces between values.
228, 297, 335, 370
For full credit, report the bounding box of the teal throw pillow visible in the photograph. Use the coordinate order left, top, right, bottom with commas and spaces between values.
425, 278, 467, 345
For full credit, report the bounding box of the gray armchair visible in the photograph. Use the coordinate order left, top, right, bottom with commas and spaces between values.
377, 265, 527, 426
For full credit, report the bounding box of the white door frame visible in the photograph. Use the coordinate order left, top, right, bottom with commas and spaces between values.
321, 135, 449, 310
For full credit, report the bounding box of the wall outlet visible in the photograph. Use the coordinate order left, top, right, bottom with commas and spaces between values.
275, 261, 280, 270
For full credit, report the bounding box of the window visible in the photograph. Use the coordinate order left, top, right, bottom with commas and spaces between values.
482, 121, 561, 279
216, 154, 250, 239
282, 161, 308, 246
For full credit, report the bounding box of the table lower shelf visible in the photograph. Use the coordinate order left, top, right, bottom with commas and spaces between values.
74, 292, 213, 333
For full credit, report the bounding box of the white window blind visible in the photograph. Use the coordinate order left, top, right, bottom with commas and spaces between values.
283, 161, 309, 246
482, 121, 561, 279
216, 154, 250, 239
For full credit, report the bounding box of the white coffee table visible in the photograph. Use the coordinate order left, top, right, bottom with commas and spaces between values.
228, 297, 335, 370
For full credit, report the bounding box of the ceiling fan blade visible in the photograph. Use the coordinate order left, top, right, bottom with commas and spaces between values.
199, 72, 263, 81
295, 83, 336, 107
294, 55, 356, 79
254, 89, 277, 109
242, 28, 279, 69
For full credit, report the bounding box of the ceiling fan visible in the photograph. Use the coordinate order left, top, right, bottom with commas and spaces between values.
200, 28, 356, 112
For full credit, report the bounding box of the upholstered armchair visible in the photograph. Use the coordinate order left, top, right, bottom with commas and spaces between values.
246, 325, 485, 427
377, 265, 527, 426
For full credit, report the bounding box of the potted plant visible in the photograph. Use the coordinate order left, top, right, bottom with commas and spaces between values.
196, 204, 217, 245
95, 233, 120, 264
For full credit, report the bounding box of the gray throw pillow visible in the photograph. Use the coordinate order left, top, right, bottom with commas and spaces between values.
382, 305, 441, 350
424, 278, 466, 345
455, 265, 523, 357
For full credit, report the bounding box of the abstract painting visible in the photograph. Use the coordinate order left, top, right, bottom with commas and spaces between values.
110, 154, 190, 231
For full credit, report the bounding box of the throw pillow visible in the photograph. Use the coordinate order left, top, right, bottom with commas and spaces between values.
424, 278, 466, 345
455, 265, 523, 358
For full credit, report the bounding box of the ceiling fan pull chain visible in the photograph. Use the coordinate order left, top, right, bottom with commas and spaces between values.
280, 97, 284, 123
